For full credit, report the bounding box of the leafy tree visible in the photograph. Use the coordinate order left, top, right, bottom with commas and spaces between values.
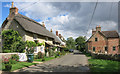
75, 36, 86, 52
66, 37, 76, 49
2, 29, 22, 52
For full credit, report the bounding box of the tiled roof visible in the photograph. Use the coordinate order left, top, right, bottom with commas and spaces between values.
101, 31, 119, 38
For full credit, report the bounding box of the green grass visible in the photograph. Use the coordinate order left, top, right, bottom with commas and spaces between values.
34, 57, 56, 62
2, 62, 37, 71
88, 59, 120, 72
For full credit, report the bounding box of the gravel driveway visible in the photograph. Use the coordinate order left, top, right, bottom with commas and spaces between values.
18, 50, 90, 72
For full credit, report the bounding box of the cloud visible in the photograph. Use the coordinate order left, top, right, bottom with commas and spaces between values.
4, 4, 11, 8
4, 2, 118, 40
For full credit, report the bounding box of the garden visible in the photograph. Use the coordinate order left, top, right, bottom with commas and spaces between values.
1, 29, 69, 71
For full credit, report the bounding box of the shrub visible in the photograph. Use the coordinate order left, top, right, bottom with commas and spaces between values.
26, 47, 35, 54
49, 49, 54, 57
9, 59, 17, 64
2, 29, 22, 52
52, 47, 57, 51
5, 64, 12, 71
11, 54, 19, 61
16, 41, 26, 53
3, 50, 11, 53
26, 41, 37, 48
42, 58, 45, 61
37, 52, 44, 59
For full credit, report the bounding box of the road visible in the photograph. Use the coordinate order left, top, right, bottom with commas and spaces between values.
18, 50, 90, 72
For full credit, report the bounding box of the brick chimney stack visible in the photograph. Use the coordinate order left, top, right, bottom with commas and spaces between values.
92, 29, 96, 35
50, 29, 52, 32
42, 22, 45, 28
96, 25, 101, 32
56, 31, 58, 36
8, 2, 18, 20
59, 34, 62, 38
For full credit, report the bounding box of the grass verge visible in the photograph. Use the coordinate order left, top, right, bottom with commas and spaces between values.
34, 57, 55, 62
2, 62, 37, 71
88, 59, 120, 72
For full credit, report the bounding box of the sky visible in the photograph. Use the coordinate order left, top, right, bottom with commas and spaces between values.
0, 0, 119, 40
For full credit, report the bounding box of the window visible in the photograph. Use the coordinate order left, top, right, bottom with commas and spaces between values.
45, 37, 48, 41
93, 47, 95, 52
113, 46, 116, 51
33, 34, 37, 39
105, 47, 108, 51
95, 38, 98, 41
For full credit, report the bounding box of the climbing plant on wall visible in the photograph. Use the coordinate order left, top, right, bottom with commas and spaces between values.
2, 29, 22, 52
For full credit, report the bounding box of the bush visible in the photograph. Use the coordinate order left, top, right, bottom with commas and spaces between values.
42, 58, 45, 61
3, 50, 11, 53
2, 29, 22, 52
16, 41, 26, 53
9, 59, 17, 64
5, 64, 12, 71
49, 49, 54, 57
37, 52, 44, 59
11, 54, 19, 61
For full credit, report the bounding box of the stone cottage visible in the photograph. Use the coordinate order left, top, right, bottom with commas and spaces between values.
86, 25, 120, 55
1, 2, 63, 54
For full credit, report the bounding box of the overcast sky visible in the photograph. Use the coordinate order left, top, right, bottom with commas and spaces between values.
1, 0, 119, 39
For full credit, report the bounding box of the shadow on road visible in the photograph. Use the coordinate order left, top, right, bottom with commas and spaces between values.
19, 64, 90, 72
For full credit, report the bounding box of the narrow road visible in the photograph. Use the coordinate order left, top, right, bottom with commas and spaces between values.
19, 50, 89, 72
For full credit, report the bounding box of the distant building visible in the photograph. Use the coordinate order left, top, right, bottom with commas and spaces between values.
86, 25, 120, 55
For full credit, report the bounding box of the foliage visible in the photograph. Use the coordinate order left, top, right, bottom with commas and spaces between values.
2, 62, 37, 71
42, 58, 45, 61
75, 36, 86, 52
16, 41, 26, 53
26, 47, 35, 54
62, 47, 69, 51
11, 54, 19, 62
9, 59, 17, 64
26, 41, 37, 48
66, 37, 76, 50
3, 50, 11, 53
37, 52, 45, 59
37, 42, 43, 46
2, 29, 22, 52
52, 47, 57, 51
5, 64, 12, 71
49, 49, 54, 57
88, 59, 120, 72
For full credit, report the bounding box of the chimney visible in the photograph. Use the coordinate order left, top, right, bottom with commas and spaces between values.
56, 31, 58, 36
92, 29, 96, 35
50, 29, 52, 32
8, 2, 18, 20
96, 25, 101, 32
59, 34, 62, 38
42, 22, 45, 28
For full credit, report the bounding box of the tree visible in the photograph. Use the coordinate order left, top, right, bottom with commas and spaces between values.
75, 36, 86, 52
2, 29, 22, 52
66, 37, 76, 49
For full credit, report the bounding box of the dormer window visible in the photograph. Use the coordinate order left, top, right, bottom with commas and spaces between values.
95, 38, 98, 41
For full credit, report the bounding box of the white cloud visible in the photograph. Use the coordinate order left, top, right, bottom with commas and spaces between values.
4, 2, 118, 40
4, 4, 11, 8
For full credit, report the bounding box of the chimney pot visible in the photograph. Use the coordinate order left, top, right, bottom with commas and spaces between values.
50, 29, 52, 32
56, 31, 58, 36
96, 25, 101, 32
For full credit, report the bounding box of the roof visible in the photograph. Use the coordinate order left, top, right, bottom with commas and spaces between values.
101, 31, 119, 38
51, 33, 61, 43
87, 31, 119, 42
2, 13, 56, 39
14, 13, 55, 38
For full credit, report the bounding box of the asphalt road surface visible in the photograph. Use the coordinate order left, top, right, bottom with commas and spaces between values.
19, 50, 90, 72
